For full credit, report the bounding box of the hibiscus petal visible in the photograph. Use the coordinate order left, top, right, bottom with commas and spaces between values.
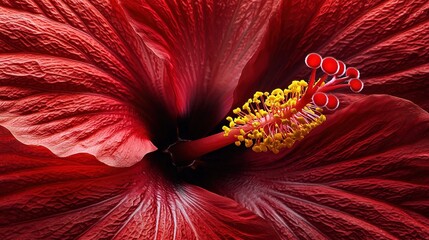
0, 126, 279, 239
204, 95, 429, 239
235, 0, 429, 111
120, 0, 280, 137
0, 1, 177, 166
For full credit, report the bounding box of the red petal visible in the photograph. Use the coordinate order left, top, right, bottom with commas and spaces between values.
120, 0, 279, 137
206, 95, 429, 239
0, 126, 279, 239
0, 1, 177, 166
235, 1, 429, 111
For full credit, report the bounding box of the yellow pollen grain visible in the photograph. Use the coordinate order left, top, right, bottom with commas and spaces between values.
222, 80, 325, 154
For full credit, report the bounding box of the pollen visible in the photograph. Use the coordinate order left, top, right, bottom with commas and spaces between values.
223, 80, 325, 153
223, 53, 364, 154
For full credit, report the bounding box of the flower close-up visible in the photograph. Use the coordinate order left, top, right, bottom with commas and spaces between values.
0, 0, 428, 239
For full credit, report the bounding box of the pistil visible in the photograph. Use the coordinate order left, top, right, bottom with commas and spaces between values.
168, 53, 364, 166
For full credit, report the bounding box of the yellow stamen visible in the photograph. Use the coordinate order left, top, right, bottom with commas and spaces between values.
222, 80, 326, 154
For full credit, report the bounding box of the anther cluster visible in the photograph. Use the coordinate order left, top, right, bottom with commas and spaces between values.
223, 53, 364, 154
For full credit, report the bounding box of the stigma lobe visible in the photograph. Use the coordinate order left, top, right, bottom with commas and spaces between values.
223, 53, 364, 154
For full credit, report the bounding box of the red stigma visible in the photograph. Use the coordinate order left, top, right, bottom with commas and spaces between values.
326, 95, 340, 110
312, 92, 328, 107
349, 78, 364, 92
305, 53, 322, 68
304, 53, 364, 111
346, 67, 360, 78
321, 57, 339, 75
337, 61, 346, 76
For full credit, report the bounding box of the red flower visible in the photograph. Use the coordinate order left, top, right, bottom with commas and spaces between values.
0, 0, 428, 239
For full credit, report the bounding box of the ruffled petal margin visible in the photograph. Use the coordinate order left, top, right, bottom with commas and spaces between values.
0, 126, 279, 239
0, 0, 177, 166
205, 95, 429, 239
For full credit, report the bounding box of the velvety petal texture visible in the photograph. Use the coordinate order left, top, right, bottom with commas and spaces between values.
0, 0, 178, 166
120, 0, 280, 137
0, 126, 279, 239
235, 0, 429, 111
205, 95, 429, 239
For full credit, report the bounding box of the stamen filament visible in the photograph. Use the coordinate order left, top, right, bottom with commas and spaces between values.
168, 53, 364, 165
313, 74, 329, 90
319, 84, 350, 92
308, 69, 317, 87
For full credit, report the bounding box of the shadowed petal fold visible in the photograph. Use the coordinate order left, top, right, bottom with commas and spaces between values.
235, 0, 429, 111
204, 95, 429, 239
0, 126, 279, 240
0, 1, 177, 166
120, 0, 280, 137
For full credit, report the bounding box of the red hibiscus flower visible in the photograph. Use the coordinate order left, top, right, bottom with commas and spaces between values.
1, 0, 428, 239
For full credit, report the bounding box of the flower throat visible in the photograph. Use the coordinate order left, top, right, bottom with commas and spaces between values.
168, 53, 364, 165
